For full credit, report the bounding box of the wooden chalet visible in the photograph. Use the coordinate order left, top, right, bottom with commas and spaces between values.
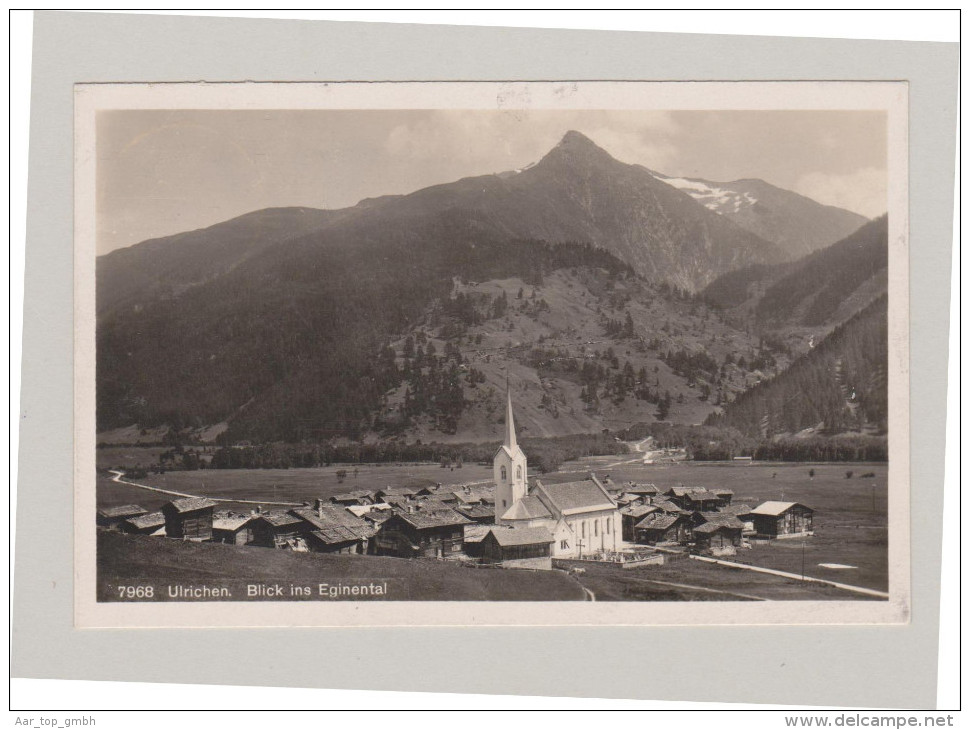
692, 518, 745, 550
665, 487, 720, 512
621, 504, 660, 541
633, 513, 692, 545
120, 511, 166, 536
480, 526, 555, 569
712, 488, 734, 507
161, 497, 217, 541
371, 506, 471, 558
290, 503, 374, 554
212, 511, 255, 545
97, 504, 148, 529
251, 511, 306, 548
305, 525, 375, 554
748, 502, 814, 539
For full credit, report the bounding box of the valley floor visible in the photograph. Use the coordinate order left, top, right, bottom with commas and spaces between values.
95, 457, 888, 602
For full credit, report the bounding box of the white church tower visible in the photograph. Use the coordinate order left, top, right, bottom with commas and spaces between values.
494, 386, 528, 524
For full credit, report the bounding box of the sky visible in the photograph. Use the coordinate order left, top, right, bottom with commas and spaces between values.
97, 109, 887, 255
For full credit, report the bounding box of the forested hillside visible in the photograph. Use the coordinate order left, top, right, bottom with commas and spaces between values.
702, 215, 887, 329
705, 295, 887, 438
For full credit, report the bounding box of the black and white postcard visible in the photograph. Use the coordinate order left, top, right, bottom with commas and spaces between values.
73, 80, 909, 627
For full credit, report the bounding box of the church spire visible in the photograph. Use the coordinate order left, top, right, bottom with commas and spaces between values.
504, 379, 517, 450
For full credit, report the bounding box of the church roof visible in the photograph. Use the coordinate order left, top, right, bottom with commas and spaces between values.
501, 495, 551, 521
535, 477, 615, 516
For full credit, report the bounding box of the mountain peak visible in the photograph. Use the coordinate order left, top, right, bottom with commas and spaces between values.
538, 130, 617, 167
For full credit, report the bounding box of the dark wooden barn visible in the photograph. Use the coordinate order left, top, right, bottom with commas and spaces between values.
212, 512, 255, 545
371, 507, 471, 558
692, 519, 744, 550
97, 504, 148, 529
251, 512, 306, 548
634, 513, 692, 545
120, 511, 166, 535
480, 526, 554, 569
161, 497, 217, 541
748, 502, 815, 539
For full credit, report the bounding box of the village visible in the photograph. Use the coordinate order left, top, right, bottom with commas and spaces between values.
97, 391, 819, 580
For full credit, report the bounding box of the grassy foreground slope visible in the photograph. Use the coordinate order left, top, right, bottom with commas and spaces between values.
97, 531, 586, 602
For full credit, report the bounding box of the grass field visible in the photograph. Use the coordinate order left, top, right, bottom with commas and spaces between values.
567, 460, 889, 593
571, 556, 880, 601
95, 455, 888, 598
98, 531, 586, 602
114, 461, 494, 506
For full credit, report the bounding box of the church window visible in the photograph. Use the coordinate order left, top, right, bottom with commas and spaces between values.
594, 520, 599, 537
500, 466, 507, 481
606, 518, 611, 534
516, 465, 522, 480
560, 540, 569, 550
502, 500, 507, 508
581, 522, 586, 538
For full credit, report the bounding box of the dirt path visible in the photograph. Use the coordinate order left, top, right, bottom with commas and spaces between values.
690, 554, 889, 598
107, 470, 305, 507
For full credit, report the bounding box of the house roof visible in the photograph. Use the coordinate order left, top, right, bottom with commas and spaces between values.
694, 520, 744, 534
330, 490, 374, 502
488, 526, 554, 547
750, 501, 812, 516
667, 487, 716, 499
464, 524, 504, 543
259, 512, 304, 528
718, 503, 753, 516
693, 515, 746, 530
212, 512, 254, 531
651, 499, 687, 514
345, 503, 391, 518
164, 497, 218, 514
713, 488, 734, 496
291, 506, 366, 531
392, 507, 472, 530
635, 513, 683, 531
308, 524, 374, 545
501, 495, 552, 521
626, 484, 659, 494
449, 487, 494, 504
623, 504, 659, 519
123, 511, 166, 529
454, 504, 495, 520
536, 478, 615, 515
98, 504, 148, 519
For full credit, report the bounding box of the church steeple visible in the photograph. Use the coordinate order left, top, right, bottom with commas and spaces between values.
494, 379, 528, 525
504, 383, 517, 451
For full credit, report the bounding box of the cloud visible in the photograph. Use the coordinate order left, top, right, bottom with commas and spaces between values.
794, 167, 887, 218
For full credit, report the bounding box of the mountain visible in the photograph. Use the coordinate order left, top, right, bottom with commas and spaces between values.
705, 295, 887, 439
98, 131, 784, 317
701, 215, 888, 331
96, 131, 871, 444
648, 171, 869, 260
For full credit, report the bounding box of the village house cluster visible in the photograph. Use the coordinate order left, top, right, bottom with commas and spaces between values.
97, 391, 815, 571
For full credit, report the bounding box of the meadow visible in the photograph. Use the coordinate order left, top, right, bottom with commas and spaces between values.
96, 455, 889, 597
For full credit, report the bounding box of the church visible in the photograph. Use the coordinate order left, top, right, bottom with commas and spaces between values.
492, 388, 621, 558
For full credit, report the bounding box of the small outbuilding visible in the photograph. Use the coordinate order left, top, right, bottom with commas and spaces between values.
634, 513, 692, 545
97, 504, 148, 529
480, 526, 555, 570
121, 511, 166, 536
212, 511, 255, 545
748, 501, 814, 539
251, 512, 306, 548
161, 497, 217, 541
692, 519, 745, 550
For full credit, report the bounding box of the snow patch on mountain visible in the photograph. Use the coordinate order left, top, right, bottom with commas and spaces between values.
653, 174, 757, 215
